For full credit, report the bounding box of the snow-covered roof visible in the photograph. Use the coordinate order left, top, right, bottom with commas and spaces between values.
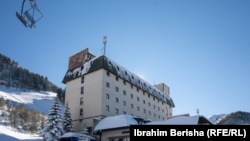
146, 115, 213, 125
62, 55, 175, 107
60, 132, 81, 138
93, 114, 138, 132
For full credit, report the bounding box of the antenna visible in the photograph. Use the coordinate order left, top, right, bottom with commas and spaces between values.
103, 36, 107, 56
196, 108, 199, 115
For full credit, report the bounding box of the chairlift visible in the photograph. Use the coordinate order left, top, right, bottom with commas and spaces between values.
16, 0, 43, 28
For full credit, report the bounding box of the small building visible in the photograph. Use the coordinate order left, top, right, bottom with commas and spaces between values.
93, 114, 146, 141
60, 132, 96, 141
60, 132, 81, 141
92, 114, 213, 141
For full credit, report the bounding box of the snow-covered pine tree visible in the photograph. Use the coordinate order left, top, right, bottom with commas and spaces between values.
42, 98, 64, 141
62, 103, 73, 132
78, 128, 90, 141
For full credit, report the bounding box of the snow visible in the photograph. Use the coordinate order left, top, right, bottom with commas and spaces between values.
0, 85, 58, 114
60, 132, 81, 138
0, 85, 58, 141
208, 114, 226, 124
0, 125, 43, 141
93, 114, 138, 132
146, 115, 201, 125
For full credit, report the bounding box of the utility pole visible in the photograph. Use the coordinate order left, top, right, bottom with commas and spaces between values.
103, 36, 107, 56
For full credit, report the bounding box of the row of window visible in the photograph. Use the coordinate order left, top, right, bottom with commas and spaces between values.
105, 93, 165, 112
107, 71, 165, 104
105, 105, 166, 120
106, 81, 164, 105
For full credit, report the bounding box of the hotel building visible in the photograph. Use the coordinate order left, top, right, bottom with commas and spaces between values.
62, 48, 175, 132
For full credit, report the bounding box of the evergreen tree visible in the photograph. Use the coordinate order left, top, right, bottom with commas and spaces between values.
0, 97, 4, 107
42, 98, 64, 141
62, 103, 73, 132
78, 128, 90, 141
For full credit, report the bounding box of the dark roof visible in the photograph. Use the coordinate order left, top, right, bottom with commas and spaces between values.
62, 55, 175, 107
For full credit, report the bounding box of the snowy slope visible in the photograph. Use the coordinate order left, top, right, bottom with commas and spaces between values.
0, 85, 59, 141
0, 125, 43, 141
0, 85, 58, 114
208, 114, 226, 124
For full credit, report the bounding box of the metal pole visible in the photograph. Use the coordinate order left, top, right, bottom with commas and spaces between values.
103, 36, 107, 56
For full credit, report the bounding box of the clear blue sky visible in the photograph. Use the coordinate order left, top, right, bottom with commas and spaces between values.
1, 0, 250, 118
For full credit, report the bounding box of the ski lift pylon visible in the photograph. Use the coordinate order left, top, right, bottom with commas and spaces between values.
16, 0, 43, 28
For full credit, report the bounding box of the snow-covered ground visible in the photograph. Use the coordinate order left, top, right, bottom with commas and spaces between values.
0, 85, 59, 141
0, 125, 43, 141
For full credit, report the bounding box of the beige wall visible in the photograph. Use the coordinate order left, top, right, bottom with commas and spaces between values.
65, 77, 83, 131
154, 83, 170, 96
83, 70, 104, 127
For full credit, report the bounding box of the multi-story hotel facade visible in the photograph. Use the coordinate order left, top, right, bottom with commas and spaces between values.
62, 48, 175, 132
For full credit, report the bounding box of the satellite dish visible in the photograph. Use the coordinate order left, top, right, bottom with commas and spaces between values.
16, 0, 43, 28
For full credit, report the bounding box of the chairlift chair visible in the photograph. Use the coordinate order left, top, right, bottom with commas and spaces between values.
16, 0, 43, 28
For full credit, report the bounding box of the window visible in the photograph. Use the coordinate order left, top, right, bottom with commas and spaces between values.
123, 101, 126, 106
81, 86, 84, 94
148, 102, 151, 107
130, 94, 133, 99
80, 97, 83, 105
137, 97, 139, 102
116, 76, 119, 81
115, 87, 119, 92
81, 76, 84, 83
149, 111, 151, 115
123, 111, 126, 114
143, 100, 145, 104
143, 109, 146, 113
106, 71, 110, 76
137, 106, 140, 111
123, 90, 126, 95
106, 82, 110, 88
123, 80, 126, 85
130, 104, 133, 109
80, 108, 83, 116
115, 108, 119, 115
106, 105, 110, 111
106, 94, 110, 99
115, 98, 119, 103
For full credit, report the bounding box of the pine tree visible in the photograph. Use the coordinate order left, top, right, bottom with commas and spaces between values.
78, 128, 90, 141
62, 103, 73, 132
42, 98, 64, 141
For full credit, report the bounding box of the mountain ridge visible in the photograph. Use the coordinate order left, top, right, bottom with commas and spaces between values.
0, 53, 63, 93
0, 53, 65, 102
208, 111, 250, 125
